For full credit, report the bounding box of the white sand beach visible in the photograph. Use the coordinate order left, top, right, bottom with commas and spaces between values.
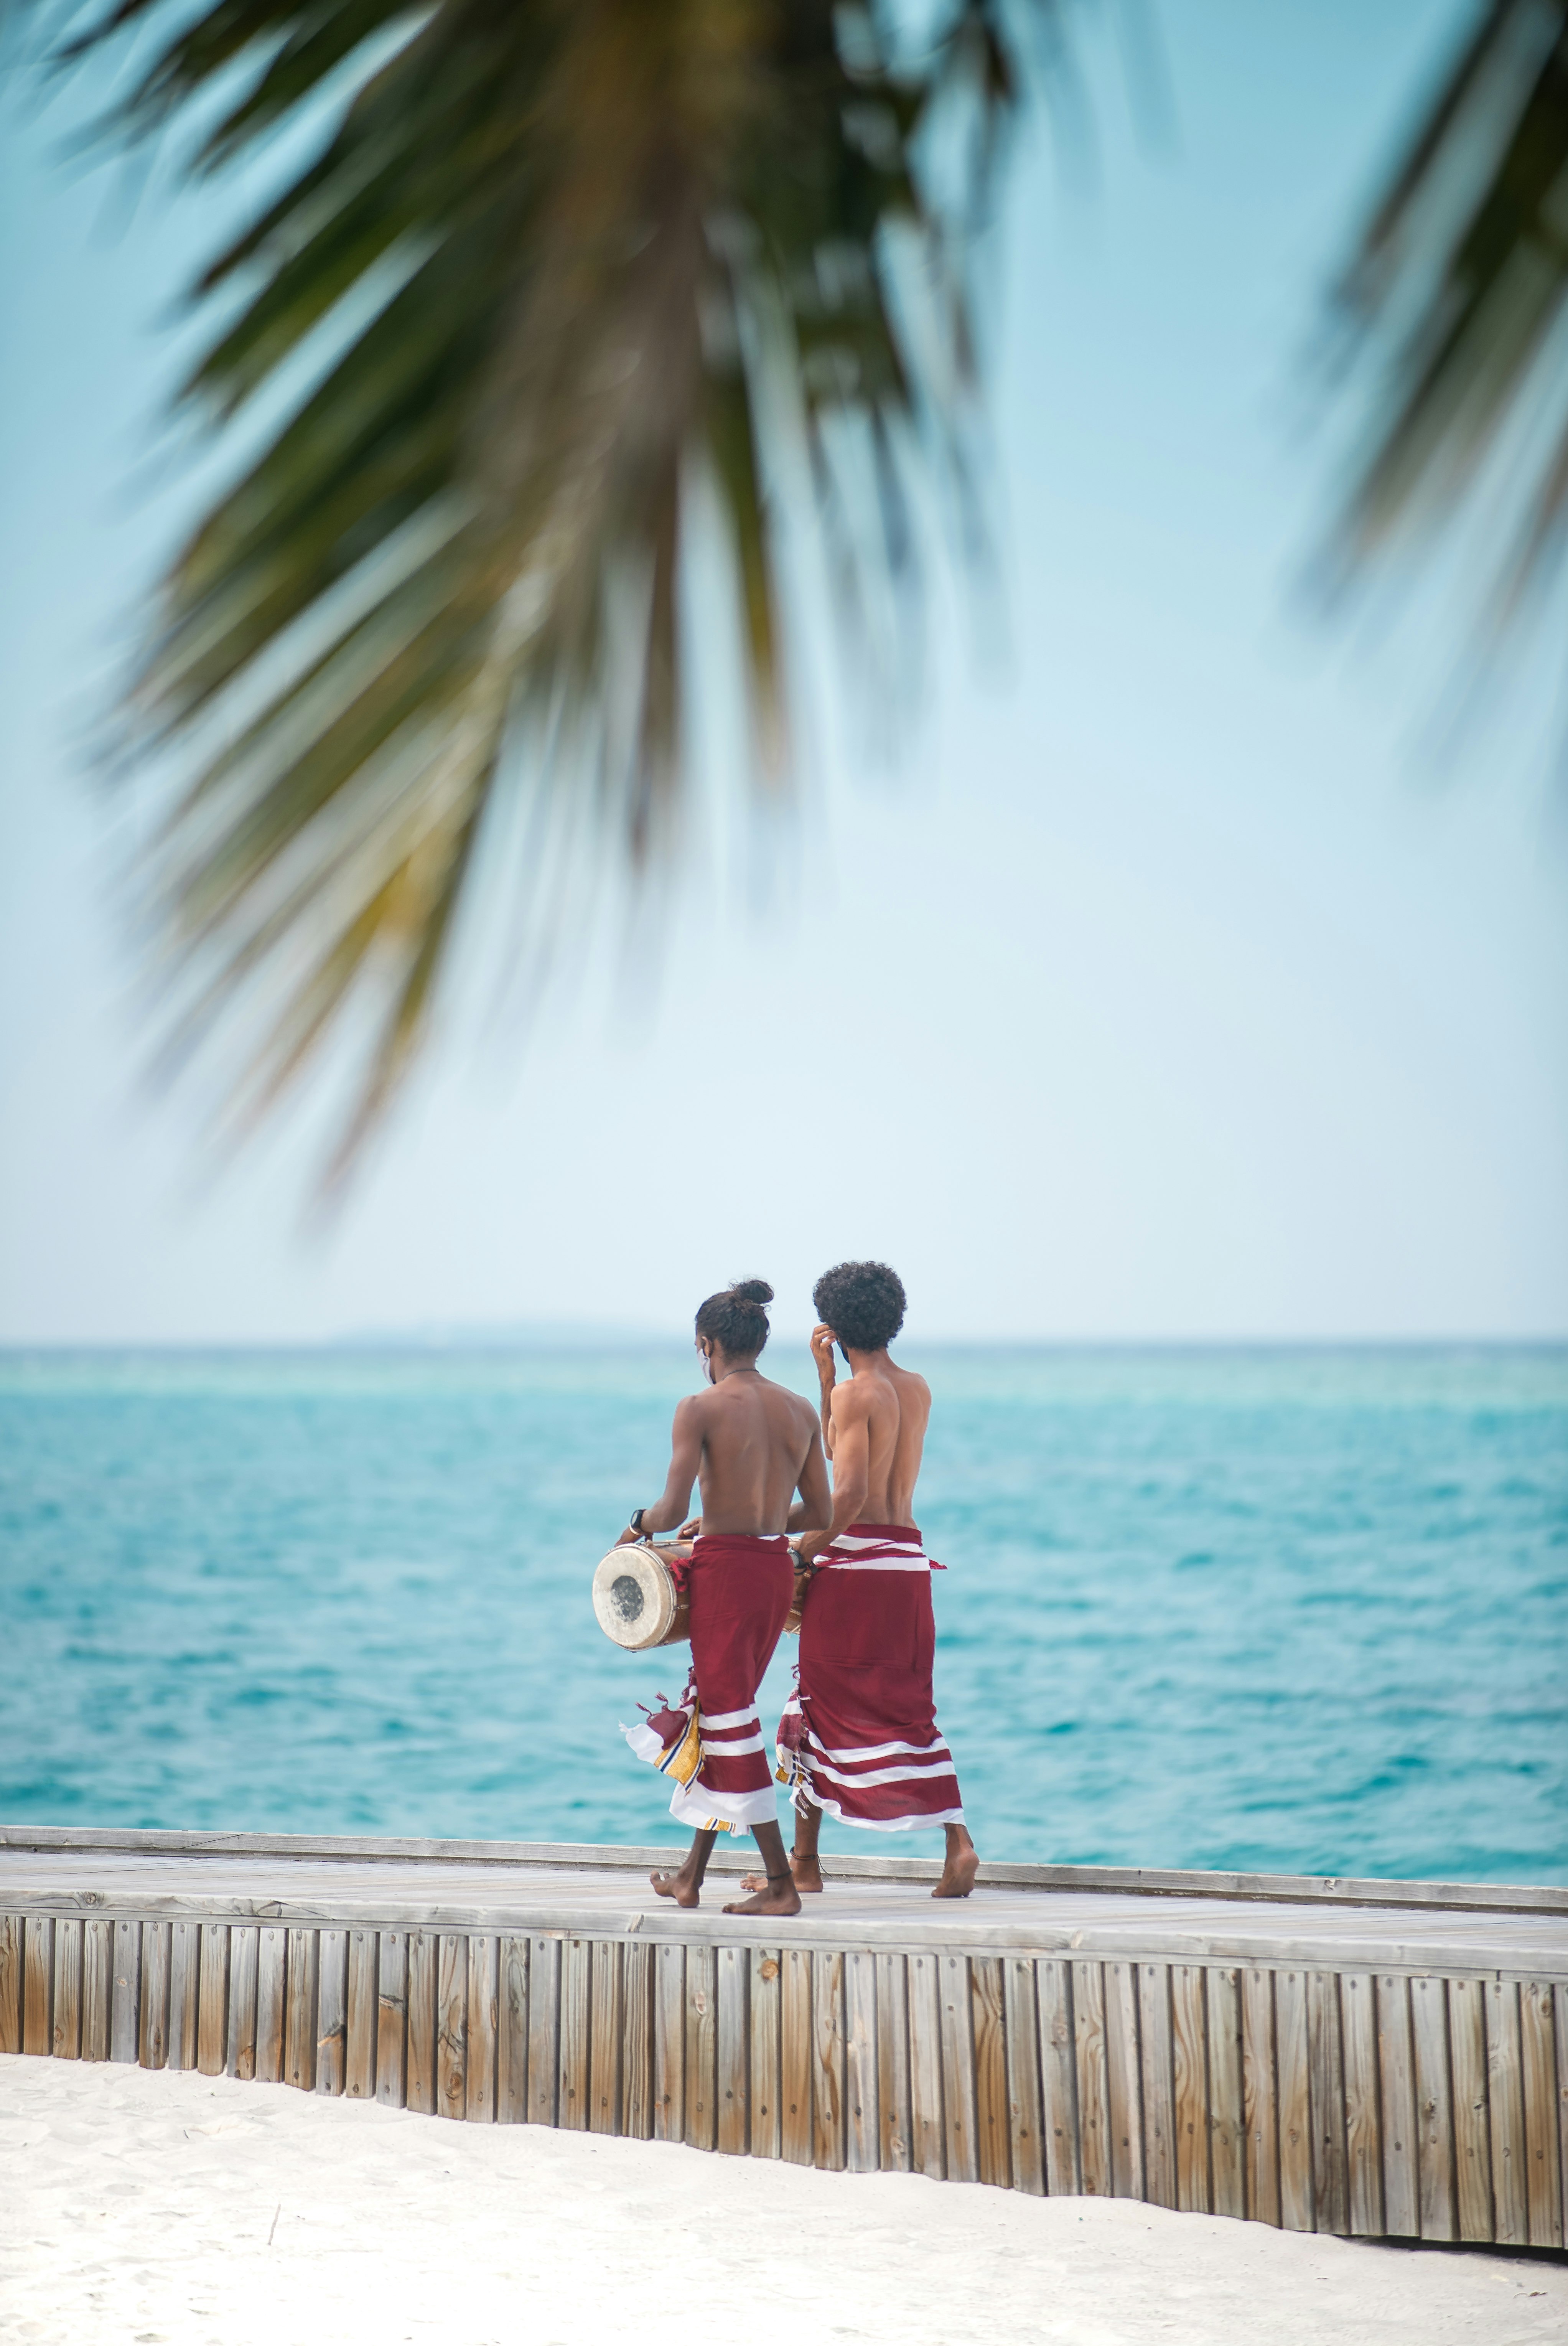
1, 2058, 1562, 2346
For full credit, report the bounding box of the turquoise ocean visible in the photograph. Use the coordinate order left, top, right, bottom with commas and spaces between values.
2, 1344, 1564, 1884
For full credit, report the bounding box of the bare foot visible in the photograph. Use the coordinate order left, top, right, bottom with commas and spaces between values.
740, 1852, 824, 1895
932, 1844, 980, 1899
650, 1868, 701, 1909
723, 1875, 803, 1917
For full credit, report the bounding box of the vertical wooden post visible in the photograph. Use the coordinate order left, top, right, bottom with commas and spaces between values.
164, 1922, 197, 2072
590, 1939, 623, 2138
1105, 1961, 1144, 2203
937, 1953, 977, 2185
344, 1928, 377, 2100
906, 1951, 944, 2180
1207, 1966, 1245, 2221
1073, 1960, 1110, 2198
1447, 1975, 1492, 2240
284, 1927, 318, 2091
51, 1919, 83, 2062
1275, 1968, 1314, 2232
405, 1929, 436, 2115
1306, 1970, 1348, 2236
497, 1936, 530, 2125
1377, 1973, 1419, 2237
110, 1920, 140, 2065
812, 1949, 846, 2173
1170, 1963, 1209, 2214
1037, 1959, 1079, 2196
748, 1949, 782, 2160
876, 1952, 912, 2175
1487, 1978, 1527, 2245
716, 1944, 749, 2156
1520, 1980, 1563, 2249
315, 1928, 349, 2097
845, 1950, 878, 2175
1340, 1972, 1383, 2236
197, 1924, 229, 2078
0, 1918, 20, 2056
971, 1956, 1010, 2189
1138, 1963, 1177, 2211
82, 1919, 112, 2064
466, 1936, 498, 2123
621, 1941, 654, 2140
375, 1931, 407, 2109
435, 1934, 468, 2120
23, 1918, 54, 2057
254, 1926, 286, 2084
779, 1946, 814, 2166
684, 1942, 717, 2153
1555, 1985, 1568, 2254
1242, 1966, 1279, 2226
1003, 1955, 1045, 2196
1410, 1975, 1456, 2240
558, 1937, 591, 2132
138, 1921, 169, 2069
652, 1942, 683, 2143
227, 1926, 259, 2082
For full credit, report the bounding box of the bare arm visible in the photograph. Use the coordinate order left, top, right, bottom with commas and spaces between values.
618, 1395, 704, 1540
810, 1325, 837, 1459
797, 1383, 871, 1562
792, 1424, 832, 1535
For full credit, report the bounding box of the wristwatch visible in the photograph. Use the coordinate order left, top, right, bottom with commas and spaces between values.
629, 1507, 647, 1537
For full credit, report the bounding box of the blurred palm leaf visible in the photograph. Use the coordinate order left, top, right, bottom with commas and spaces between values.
32, 0, 1068, 1182
1328, 0, 1568, 640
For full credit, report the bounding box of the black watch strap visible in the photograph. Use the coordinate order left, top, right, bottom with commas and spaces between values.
629, 1507, 646, 1537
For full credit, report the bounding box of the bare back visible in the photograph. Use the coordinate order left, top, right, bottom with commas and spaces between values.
829, 1356, 931, 1525
655, 1369, 827, 1537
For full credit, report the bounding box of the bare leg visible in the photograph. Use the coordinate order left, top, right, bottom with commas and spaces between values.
723, 1820, 802, 1917
651, 1827, 716, 1910
741, 1797, 825, 1893
932, 1822, 978, 1899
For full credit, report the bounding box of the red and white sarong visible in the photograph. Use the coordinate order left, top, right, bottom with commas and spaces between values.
623, 1532, 792, 1833
776, 1522, 965, 1831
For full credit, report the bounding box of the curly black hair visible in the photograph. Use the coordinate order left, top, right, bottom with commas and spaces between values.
695, 1277, 773, 1358
812, 1261, 906, 1353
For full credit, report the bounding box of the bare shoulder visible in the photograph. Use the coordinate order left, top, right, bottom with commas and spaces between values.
892, 1363, 932, 1409
830, 1375, 877, 1419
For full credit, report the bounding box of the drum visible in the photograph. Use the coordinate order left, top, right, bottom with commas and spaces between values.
591, 1541, 692, 1651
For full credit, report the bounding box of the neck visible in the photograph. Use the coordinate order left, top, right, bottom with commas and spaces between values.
845, 1346, 891, 1377
710, 1352, 760, 1383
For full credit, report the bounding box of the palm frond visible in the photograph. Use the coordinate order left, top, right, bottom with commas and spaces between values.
29, 0, 1072, 1185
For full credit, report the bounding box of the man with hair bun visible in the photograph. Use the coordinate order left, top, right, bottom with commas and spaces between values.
753, 1260, 978, 1899
617, 1278, 831, 1916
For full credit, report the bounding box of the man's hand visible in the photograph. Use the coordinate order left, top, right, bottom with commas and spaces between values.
678, 1517, 702, 1541
810, 1325, 837, 1384
795, 1527, 828, 1565
614, 1525, 646, 1547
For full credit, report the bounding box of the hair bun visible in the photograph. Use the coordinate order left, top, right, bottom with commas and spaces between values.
731, 1278, 774, 1307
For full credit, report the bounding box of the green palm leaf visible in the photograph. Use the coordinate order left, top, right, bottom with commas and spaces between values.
31, 0, 1066, 1182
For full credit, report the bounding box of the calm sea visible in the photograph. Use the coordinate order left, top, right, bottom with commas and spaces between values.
2, 1345, 1564, 1884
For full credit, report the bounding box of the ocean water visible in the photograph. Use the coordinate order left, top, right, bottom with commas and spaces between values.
1, 1344, 1564, 1885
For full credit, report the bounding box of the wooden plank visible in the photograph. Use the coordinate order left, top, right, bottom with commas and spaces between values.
345, 1928, 377, 2101
1341, 1972, 1383, 2236
163, 1921, 196, 2072
110, 1920, 140, 2064
1171, 1963, 1209, 2214
1447, 1973, 1492, 2241
1378, 1972, 1420, 2237
1003, 1956, 1044, 2196
652, 1942, 682, 2143
1105, 1961, 1144, 2203
497, 1935, 530, 2125
284, 1927, 318, 2091
1410, 1973, 1456, 2241
1073, 1959, 1111, 2199
1038, 1960, 1079, 2196
23, 1917, 54, 2056
226, 1926, 258, 2081
196, 1923, 229, 2077
876, 1952, 911, 2175
0, 1917, 20, 2055
1275, 1968, 1314, 2232
51, 1918, 82, 2062
138, 1921, 168, 2069
938, 1952, 977, 2185
1242, 1966, 1279, 2227
845, 1950, 878, 2175
1487, 1977, 1527, 2245
1557, 1986, 1568, 2253
715, 1943, 748, 2156
749, 1949, 782, 2161
972, 1955, 1010, 2189
781, 1946, 814, 2168
1306, 1969, 1348, 2236
1207, 1966, 1245, 2222
82, 1919, 112, 2063
436, 1933, 468, 2120
1520, 1979, 1563, 2249
684, 1942, 717, 2153
254, 1926, 286, 2084
907, 1950, 944, 2180
466, 1935, 498, 2122
559, 1936, 591, 2132
1138, 1962, 1177, 2211
375, 1930, 407, 2109
590, 1939, 623, 2138
405, 1929, 436, 2116
315, 1929, 348, 2097
812, 1948, 847, 2173
621, 1940, 654, 2141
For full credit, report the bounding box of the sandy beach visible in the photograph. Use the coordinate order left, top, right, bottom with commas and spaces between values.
2, 2058, 1562, 2346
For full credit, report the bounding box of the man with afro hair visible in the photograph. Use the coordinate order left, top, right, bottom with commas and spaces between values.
756, 1260, 978, 1898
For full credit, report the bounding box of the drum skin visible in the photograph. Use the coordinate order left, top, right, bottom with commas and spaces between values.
591, 1542, 692, 1650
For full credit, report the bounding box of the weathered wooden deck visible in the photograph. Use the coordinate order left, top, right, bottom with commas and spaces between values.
4, 1826, 1565, 2248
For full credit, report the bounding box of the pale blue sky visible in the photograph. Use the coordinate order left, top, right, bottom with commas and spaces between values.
2, 0, 1564, 1343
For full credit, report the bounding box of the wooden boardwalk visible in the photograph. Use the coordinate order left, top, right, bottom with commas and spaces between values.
4, 1826, 1565, 2248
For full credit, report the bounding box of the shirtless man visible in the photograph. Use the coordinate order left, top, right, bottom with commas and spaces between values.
617, 1278, 830, 1918
751, 1260, 978, 1900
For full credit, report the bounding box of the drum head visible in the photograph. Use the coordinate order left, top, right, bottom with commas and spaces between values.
592, 1546, 679, 1650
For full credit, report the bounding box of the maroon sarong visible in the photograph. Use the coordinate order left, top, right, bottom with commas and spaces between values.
776, 1523, 965, 1831
626, 1532, 793, 1832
